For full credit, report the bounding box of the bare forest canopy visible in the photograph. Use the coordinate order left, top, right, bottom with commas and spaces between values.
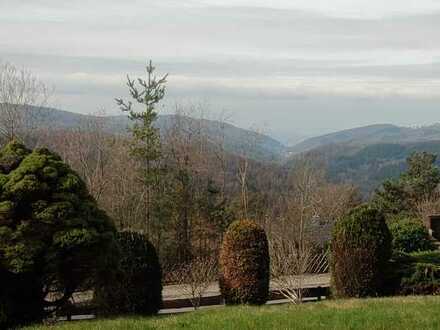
8, 104, 288, 162
5, 104, 440, 198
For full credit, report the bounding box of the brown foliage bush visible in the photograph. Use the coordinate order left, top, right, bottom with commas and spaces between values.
219, 219, 270, 305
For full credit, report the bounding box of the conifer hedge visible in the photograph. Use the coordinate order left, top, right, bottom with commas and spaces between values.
331, 205, 392, 298
95, 231, 162, 315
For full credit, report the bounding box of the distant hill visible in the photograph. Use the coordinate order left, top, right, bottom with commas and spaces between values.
284, 122, 440, 195
25, 106, 288, 162
288, 123, 440, 155
287, 140, 440, 196
20, 105, 440, 193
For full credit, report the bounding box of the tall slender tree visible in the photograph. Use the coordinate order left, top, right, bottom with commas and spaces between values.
116, 61, 168, 237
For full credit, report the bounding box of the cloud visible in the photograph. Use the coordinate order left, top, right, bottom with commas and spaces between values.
198, 0, 440, 19
1, 0, 440, 139
2, 2, 440, 58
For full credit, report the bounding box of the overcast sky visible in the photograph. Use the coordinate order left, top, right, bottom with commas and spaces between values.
1, 0, 440, 144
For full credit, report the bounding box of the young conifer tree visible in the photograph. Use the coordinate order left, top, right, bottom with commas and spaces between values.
115, 61, 168, 235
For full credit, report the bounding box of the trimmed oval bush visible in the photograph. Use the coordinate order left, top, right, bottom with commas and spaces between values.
219, 219, 270, 305
331, 204, 392, 298
95, 231, 162, 315
389, 217, 434, 253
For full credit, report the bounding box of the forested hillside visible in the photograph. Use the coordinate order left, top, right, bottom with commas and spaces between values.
289, 123, 440, 155
20, 105, 440, 196
24, 105, 288, 162
291, 141, 440, 196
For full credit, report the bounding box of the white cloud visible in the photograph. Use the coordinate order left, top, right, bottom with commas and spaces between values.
44, 69, 440, 100
198, 0, 440, 19
2, 0, 440, 137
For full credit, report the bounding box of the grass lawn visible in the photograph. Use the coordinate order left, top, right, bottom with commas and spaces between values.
26, 296, 440, 330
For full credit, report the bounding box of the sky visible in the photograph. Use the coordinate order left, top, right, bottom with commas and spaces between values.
1, 0, 440, 144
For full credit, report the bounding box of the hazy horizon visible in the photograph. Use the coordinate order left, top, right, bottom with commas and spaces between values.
1, 0, 440, 144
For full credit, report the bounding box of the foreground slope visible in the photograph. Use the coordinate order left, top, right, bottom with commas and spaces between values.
26, 296, 440, 330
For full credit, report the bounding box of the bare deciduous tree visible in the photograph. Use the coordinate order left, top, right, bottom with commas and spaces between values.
0, 62, 50, 143
270, 236, 328, 303
57, 113, 115, 203
269, 159, 356, 303
236, 127, 263, 220
168, 256, 217, 309
416, 195, 440, 226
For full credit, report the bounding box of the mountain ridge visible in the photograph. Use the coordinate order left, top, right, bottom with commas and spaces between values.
10, 105, 440, 168
288, 123, 440, 155
21, 105, 288, 162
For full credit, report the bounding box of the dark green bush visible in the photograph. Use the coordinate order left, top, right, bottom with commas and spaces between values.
389, 217, 434, 253
0, 141, 117, 328
0, 271, 43, 329
95, 231, 162, 315
389, 251, 440, 295
219, 219, 270, 305
331, 204, 392, 298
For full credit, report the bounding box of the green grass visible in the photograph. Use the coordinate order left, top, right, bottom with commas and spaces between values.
25, 296, 440, 330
